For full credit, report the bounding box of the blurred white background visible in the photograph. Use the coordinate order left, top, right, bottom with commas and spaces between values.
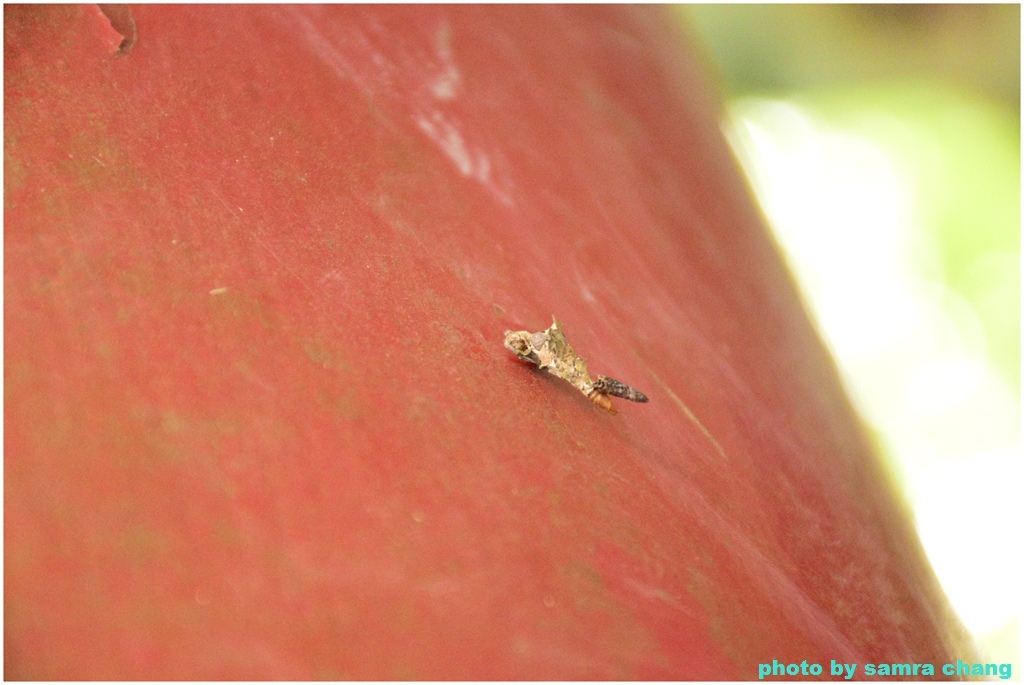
683, 4, 1020, 667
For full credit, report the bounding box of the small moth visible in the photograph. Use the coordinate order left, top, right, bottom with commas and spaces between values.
504, 317, 649, 414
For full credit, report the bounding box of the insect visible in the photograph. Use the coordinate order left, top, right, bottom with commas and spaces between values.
503, 317, 649, 414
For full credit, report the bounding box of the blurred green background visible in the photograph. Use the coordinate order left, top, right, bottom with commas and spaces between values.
681, 3, 1019, 669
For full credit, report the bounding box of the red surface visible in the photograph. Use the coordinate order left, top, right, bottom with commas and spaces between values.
4, 5, 971, 679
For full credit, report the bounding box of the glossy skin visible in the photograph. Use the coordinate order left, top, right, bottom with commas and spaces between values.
4, 5, 971, 679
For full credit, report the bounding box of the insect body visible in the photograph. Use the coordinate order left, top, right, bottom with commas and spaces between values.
593, 374, 648, 403
586, 388, 616, 413
503, 317, 649, 414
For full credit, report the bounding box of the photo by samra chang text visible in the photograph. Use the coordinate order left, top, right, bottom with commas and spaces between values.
758, 659, 1014, 680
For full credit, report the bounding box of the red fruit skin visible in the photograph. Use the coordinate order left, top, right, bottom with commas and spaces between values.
4, 5, 971, 679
